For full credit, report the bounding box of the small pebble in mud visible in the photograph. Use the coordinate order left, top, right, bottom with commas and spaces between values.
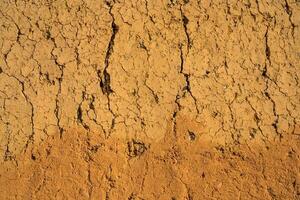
188, 131, 196, 141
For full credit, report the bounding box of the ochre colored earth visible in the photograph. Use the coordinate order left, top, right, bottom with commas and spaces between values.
0, 0, 300, 199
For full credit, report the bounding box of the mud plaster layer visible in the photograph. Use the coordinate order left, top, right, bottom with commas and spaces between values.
0, 0, 300, 199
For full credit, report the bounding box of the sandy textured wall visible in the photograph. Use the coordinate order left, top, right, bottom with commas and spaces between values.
0, 0, 300, 199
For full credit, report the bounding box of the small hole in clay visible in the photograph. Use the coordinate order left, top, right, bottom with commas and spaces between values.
31, 154, 36, 161
188, 131, 196, 141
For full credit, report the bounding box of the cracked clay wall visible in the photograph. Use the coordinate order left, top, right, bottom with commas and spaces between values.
0, 0, 300, 199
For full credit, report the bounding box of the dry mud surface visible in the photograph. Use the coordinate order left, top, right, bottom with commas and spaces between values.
0, 0, 300, 199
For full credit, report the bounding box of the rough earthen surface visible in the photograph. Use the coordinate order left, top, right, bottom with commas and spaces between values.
0, 0, 300, 199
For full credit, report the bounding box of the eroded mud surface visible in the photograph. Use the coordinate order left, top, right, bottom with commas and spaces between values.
0, 0, 300, 199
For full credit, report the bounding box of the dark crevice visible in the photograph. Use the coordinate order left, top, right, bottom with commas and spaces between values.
87, 161, 92, 199
4, 149, 14, 161
228, 94, 241, 144
1, 72, 36, 152
50, 36, 65, 138
246, 97, 265, 138
86, 95, 107, 134
54, 66, 64, 138
262, 27, 288, 96
267, 187, 277, 199
265, 33, 271, 62
180, 7, 191, 50
263, 26, 271, 78
2, 62, 35, 153
77, 106, 83, 124
75, 47, 81, 65
15, 24, 23, 44
4, 128, 15, 161
77, 91, 90, 130
172, 40, 200, 137
144, 77, 159, 104
265, 92, 280, 138
100, 70, 113, 95
172, 94, 182, 136
100, 2, 118, 95
100, 1, 118, 137
107, 97, 116, 134
85, 130, 93, 200
263, 27, 281, 139
128, 193, 137, 200
77, 99, 83, 123
104, 165, 115, 200
179, 45, 200, 114
17, 78, 35, 152
188, 130, 196, 141
31, 154, 36, 161
284, 0, 295, 38
255, 0, 262, 15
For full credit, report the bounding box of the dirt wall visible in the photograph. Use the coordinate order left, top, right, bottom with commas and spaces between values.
0, 0, 299, 199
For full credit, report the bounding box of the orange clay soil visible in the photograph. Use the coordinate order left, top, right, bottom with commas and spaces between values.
0, 0, 300, 199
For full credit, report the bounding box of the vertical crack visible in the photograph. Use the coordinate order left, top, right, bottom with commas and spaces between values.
144, 74, 159, 104
49, 33, 65, 138
172, 6, 200, 136
86, 94, 107, 134
179, 44, 200, 115
87, 162, 92, 199
86, 141, 93, 200
104, 165, 115, 200
264, 91, 280, 138
85, 131, 93, 200
100, 1, 118, 95
54, 61, 65, 138
180, 6, 191, 51
20, 80, 35, 151
2, 55, 35, 152
172, 94, 182, 137
178, 6, 200, 115
106, 96, 116, 137
4, 73, 35, 152
246, 97, 265, 139
284, 0, 295, 39
99, 1, 119, 137
132, 87, 147, 132
4, 127, 15, 161
262, 27, 281, 139
77, 90, 90, 130
227, 94, 240, 144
